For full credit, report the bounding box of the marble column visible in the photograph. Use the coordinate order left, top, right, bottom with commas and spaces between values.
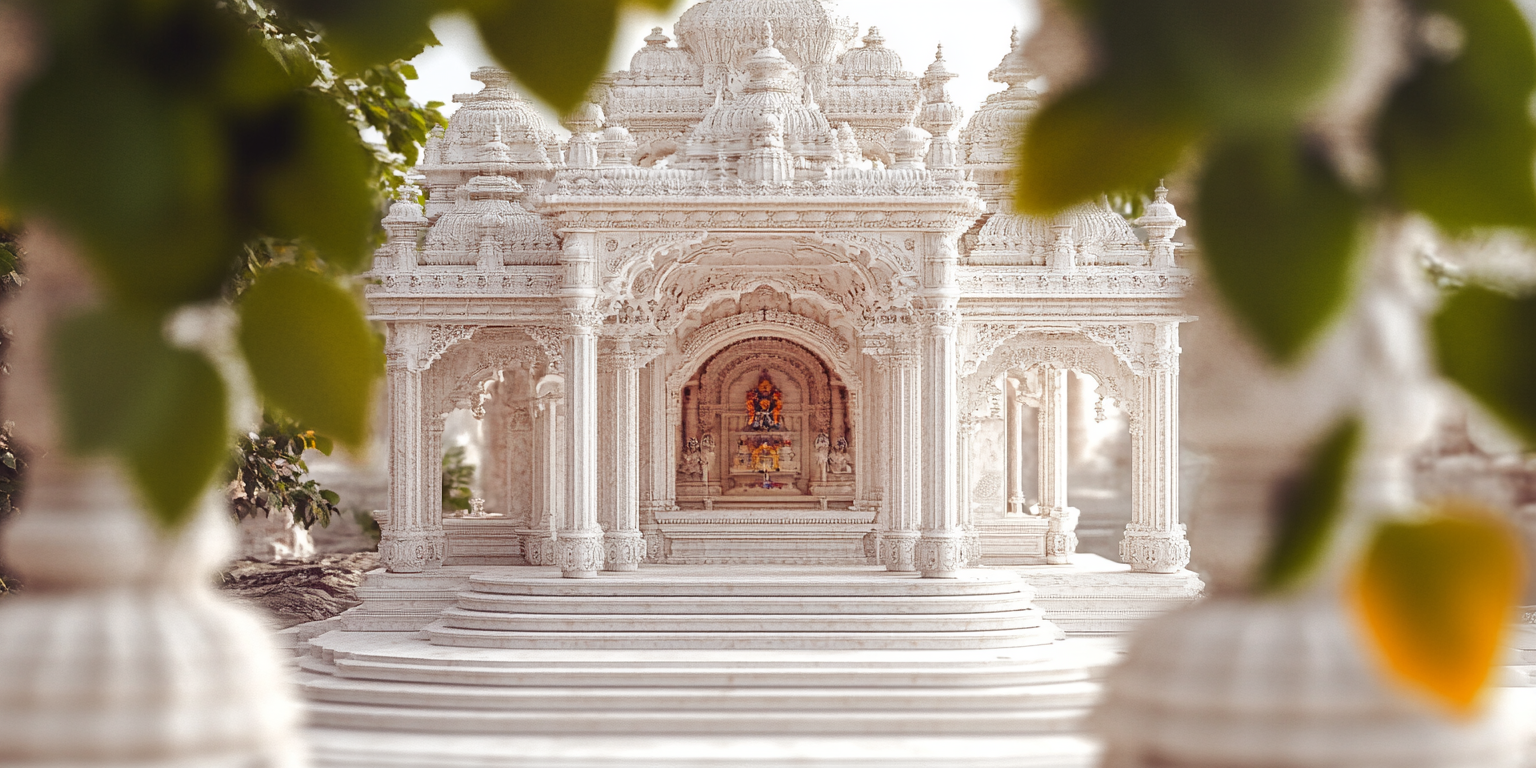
598, 337, 658, 572
557, 233, 605, 578
1121, 323, 1191, 573
916, 233, 966, 578
378, 323, 452, 573
639, 360, 674, 562
957, 415, 981, 564
875, 334, 921, 572
1037, 366, 1079, 565
527, 385, 562, 566
1005, 375, 1028, 516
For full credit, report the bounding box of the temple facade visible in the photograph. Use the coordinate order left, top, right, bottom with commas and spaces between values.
369, 6, 1191, 581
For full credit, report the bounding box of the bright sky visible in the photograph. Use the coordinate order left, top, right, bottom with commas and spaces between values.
406, 0, 1037, 134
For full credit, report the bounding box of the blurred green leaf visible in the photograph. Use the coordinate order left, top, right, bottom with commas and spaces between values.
472, 0, 623, 114
1379, 0, 1536, 231
52, 309, 228, 527
265, 0, 439, 73
1073, 0, 1350, 128
1432, 285, 1536, 444
627, 0, 680, 10
1015, 80, 1201, 215
1257, 417, 1361, 593
238, 266, 383, 450
232, 95, 381, 274
1196, 135, 1364, 363
1352, 505, 1524, 713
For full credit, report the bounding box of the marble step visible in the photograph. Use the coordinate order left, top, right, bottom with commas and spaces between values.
455, 591, 1033, 615
308, 730, 1099, 768
424, 623, 1059, 650
300, 669, 1098, 716
299, 651, 1096, 689
437, 606, 1044, 633
466, 568, 1026, 598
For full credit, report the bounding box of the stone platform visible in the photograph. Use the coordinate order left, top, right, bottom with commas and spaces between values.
296, 566, 1119, 767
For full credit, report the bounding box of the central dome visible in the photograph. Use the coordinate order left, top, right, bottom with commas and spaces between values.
675, 0, 858, 88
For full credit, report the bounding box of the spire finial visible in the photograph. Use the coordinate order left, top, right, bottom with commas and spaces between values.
761, 20, 775, 50
936, 43, 945, 61
1010, 27, 1019, 49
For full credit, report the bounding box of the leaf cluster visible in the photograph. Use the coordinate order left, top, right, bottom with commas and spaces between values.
1023, 0, 1536, 710
0, 0, 675, 529
441, 444, 476, 512
227, 412, 340, 530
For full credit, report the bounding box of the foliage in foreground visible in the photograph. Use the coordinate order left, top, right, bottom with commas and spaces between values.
1020, 0, 1534, 711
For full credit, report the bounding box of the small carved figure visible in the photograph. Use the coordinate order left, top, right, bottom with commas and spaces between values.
779, 440, 796, 465
829, 437, 853, 474
680, 437, 702, 477
814, 433, 831, 481
746, 371, 785, 431
699, 434, 716, 486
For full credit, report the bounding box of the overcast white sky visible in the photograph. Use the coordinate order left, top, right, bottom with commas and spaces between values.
406, 0, 1037, 134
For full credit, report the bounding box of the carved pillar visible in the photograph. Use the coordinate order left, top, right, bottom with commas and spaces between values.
1006, 375, 1029, 516
557, 233, 605, 578
378, 323, 469, 573
598, 336, 662, 572
1122, 323, 1190, 573
683, 383, 699, 442
526, 383, 563, 566
831, 385, 846, 445
1036, 366, 1079, 565
916, 233, 966, 578
640, 360, 674, 562
958, 414, 981, 563
867, 323, 921, 572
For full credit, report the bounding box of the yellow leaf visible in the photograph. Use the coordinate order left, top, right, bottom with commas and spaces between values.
1349, 504, 1524, 714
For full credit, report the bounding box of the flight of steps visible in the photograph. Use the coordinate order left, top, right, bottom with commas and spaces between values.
297, 566, 1116, 768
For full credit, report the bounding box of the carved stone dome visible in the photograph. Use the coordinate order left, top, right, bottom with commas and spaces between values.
961, 30, 1039, 169
424, 175, 559, 264
628, 27, 698, 81
436, 68, 560, 167
682, 31, 838, 167
975, 202, 1145, 266
675, 0, 858, 86
837, 27, 906, 80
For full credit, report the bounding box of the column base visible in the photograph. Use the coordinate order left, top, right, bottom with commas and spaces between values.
1041, 505, 1081, 566
918, 533, 967, 578
641, 526, 669, 564
881, 531, 918, 572
556, 529, 605, 578
520, 531, 557, 566
1120, 523, 1191, 574
379, 528, 447, 573
604, 530, 646, 572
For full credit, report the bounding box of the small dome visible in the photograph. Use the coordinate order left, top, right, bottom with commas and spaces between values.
961, 30, 1040, 169
563, 101, 605, 134
976, 202, 1145, 265
424, 175, 559, 264
676, 0, 858, 81
838, 27, 906, 79
628, 27, 698, 80
435, 68, 559, 167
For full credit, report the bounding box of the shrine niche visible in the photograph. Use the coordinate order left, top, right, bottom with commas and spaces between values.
677, 336, 854, 503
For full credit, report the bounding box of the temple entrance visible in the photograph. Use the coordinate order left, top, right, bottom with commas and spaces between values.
676, 336, 855, 507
